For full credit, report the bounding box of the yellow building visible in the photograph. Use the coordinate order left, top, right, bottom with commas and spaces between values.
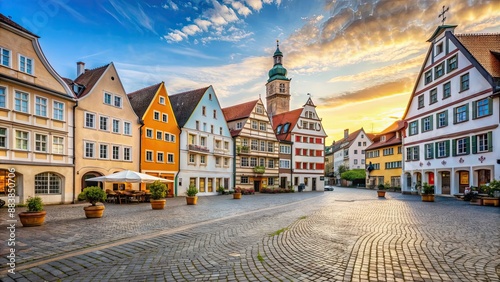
128, 82, 180, 196
0, 14, 76, 204
65, 62, 140, 194
365, 121, 404, 189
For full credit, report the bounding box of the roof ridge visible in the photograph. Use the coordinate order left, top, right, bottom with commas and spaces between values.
170, 86, 210, 97
128, 82, 162, 96
456, 33, 500, 36
222, 99, 258, 110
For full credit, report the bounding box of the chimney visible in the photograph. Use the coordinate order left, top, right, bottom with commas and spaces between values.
344, 129, 349, 139
77, 61, 85, 77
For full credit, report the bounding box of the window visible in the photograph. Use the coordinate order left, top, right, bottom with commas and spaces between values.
124, 122, 131, 135
280, 159, 290, 169
224, 158, 229, 166
162, 114, 168, 122
279, 83, 285, 93
165, 133, 170, 141
112, 145, 120, 160
0, 87, 5, 108
424, 70, 432, 84
268, 177, 275, 186
454, 104, 468, 124
354, 159, 358, 165
250, 157, 257, 167
260, 141, 265, 151
15, 130, 29, 150
358, 142, 361, 146
454, 137, 469, 156
409, 121, 418, 136
104, 93, 112, 105
436, 141, 449, 158
53, 101, 64, 120
267, 142, 274, 152
52, 136, 64, 154
242, 139, 248, 147
100, 144, 108, 159
153, 111, 160, 120
114, 96, 122, 107
224, 141, 229, 150
424, 143, 433, 159
429, 89, 437, 104
241, 176, 249, 184
436, 111, 448, 128
0, 48, 10, 67
189, 154, 195, 163
34, 173, 61, 194
123, 147, 131, 161
473, 98, 492, 119
15, 91, 29, 113
405, 146, 419, 161
215, 156, 221, 166
200, 155, 206, 165
385, 161, 402, 169
35, 97, 47, 117
85, 113, 95, 128
280, 145, 291, 154
256, 105, 264, 114
220, 127, 223, 135
436, 42, 443, 54
213, 110, 217, 119
19, 55, 33, 74
447, 55, 457, 72
241, 157, 249, 167
434, 62, 444, 79
157, 152, 164, 162
112, 119, 120, 133
0, 128, 6, 148
443, 82, 451, 99
251, 140, 258, 150
200, 136, 206, 146
99, 116, 109, 131
259, 122, 266, 131
170, 135, 175, 143
159, 96, 165, 104
146, 128, 153, 138
354, 150, 358, 154
383, 148, 394, 156
156, 131, 162, 140
146, 150, 153, 161
203, 123, 207, 132
195, 121, 199, 130
251, 120, 258, 129
422, 116, 433, 132
236, 122, 243, 129
85, 142, 95, 158
460, 73, 469, 91
418, 95, 424, 108
474, 132, 492, 153
35, 134, 47, 152
202, 106, 206, 116
210, 125, 214, 133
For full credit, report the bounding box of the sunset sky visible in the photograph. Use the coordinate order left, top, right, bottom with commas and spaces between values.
3, 0, 500, 143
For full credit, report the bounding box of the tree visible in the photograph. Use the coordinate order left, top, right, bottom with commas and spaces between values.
341, 169, 366, 181
337, 164, 349, 175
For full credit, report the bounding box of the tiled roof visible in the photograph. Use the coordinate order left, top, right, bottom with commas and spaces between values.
170, 86, 209, 128
127, 82, 162, 119
0, 13, 39, 38
272, 108, 302, 141
366, 121, 404, 150
456, 33, 500, 78
222, 100, 258, 122
71, 64, 109, 98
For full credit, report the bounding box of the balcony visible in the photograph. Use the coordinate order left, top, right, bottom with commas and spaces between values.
188, 144, 210, 154
253, 166, 265, 174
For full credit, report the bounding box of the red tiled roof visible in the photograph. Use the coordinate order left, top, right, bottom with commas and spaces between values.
222, 100, 258, 122
72, 64, 109, 98
272, 108, 303, 141
366, 121, 404, 150
456, 33, 500, 78
0, 13, 39, 38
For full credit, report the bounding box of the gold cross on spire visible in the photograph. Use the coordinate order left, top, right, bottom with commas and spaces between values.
438, 5, 449, 26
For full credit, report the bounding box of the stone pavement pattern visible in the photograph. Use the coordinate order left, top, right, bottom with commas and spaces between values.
1, 188, 499, 281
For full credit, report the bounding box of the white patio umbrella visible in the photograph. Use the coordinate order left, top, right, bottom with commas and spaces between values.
85, 170, 174, 183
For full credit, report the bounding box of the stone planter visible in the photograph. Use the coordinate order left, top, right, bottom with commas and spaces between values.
377, 190, 386, 197
421, 194, 434, 202
481, 197, 498, 207
233, 192, 242, 199
150, 199, 166, 210
19, 211, 46, 227
83, 205, 105, 218
186, 196, 198, 205
469, 198, 483, 206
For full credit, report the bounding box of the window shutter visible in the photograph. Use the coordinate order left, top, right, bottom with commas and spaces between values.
444, 110, 448, 126
421, 119, 424, 132
429, 115, 433, 131
472, 101, 477, 119
435, 143, 439, 158
452, 139, 456, 156
471, 135, 477, 154
453, 108, 457, 124
445, 140, 450, 157
488, 131, 493, 152
430, 144, 434, 159
465, 136, 470, 155
465, 104, 469, 121
488, 98, 493, 115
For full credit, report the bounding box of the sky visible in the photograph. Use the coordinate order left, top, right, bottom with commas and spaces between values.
2, 0, 500, 143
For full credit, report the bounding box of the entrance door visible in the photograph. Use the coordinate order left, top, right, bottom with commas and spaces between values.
441, 172, 450, 194
253, 180, 260, 192
312, 178, 317, 191
82, 172, 103, 191
280, 177, 287, 188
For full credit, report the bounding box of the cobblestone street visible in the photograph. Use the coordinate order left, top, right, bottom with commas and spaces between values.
1, 188, 499, 281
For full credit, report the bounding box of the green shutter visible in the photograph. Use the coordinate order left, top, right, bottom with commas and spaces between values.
421, 119, 424, 132
465, 136, 470, 155
435, 143, 439, 158
488, 98, 493, 115
429, 115, 433, 131
465, 104, 469, 121
416, 146, 419, 161
472, 134, 477, 154
488, 131, 493, 152
446, 140, 450, 157
453, 108, 457, 124
472, 101, 477, 119
444, 110, 448, 126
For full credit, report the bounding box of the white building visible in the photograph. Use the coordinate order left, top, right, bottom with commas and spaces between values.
402, 25, 500, 195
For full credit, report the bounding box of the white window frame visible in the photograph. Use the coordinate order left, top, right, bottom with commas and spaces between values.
241, 176, 249, 184
112, 145, 120, 160
146, 128, 153, 138
157, 151, 164, 163
153, 111, 160, 121
99, 116, 109, 131
280, 159, 290, 169
0, 86, 6, 108
15, 130, 29, 150
167, 153, 174, 163
19, 54, 34, 75
35, 96, 47, 117
15, 90, 29, 113
114, 95, 122, 108
53, 101, 64, 121
145, 150, 153, 162
0, 127, 7, 148
477, 134, 489, 153
162, 113, 168, 122
123, 147, 131, 161
104, 93, 112, 105
123, 121, 131, 135
157, 130, 163, 140
34, 133, 48, 152
0, 47, 11, 67
52, 136, 64, 155
84, 141, 95, 158
112, 119, 120, 133
99, 144, 108, 159
85, 112, 96, 128
159, 96, 165, 105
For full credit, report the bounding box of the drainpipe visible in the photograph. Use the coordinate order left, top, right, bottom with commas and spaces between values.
138, 119, 144, 190
290, 141, 294, 189
72, 100, 78, 204
232, 136, 236, 189
175, 127, 182, 196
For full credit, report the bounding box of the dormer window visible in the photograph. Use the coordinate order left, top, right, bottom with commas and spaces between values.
381, 136, 386, 142
19, 55, 33, 75
436, 42, 443, 55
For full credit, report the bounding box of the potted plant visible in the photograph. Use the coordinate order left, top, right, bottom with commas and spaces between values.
186, 184, 199, 205
18, 196, 46, 227
377, 183, 386, 197
148, 180, 167, 210
481, 179, 500, 207
217, 186, 225, 195
78, 186, 107, 218
421, 182, 435, 202
233, 187, 242, 199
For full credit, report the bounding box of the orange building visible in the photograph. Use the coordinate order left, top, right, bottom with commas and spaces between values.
128, 82, 180, 196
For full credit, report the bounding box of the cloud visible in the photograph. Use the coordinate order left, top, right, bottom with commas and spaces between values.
102, 0, 156, 34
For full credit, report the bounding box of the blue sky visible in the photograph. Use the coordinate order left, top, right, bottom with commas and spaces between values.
2, 0, 500, 142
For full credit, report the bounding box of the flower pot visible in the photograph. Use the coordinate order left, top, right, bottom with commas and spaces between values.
421, 194, 434, 202
19, 211, 46, 227
150, 199, 166, 210
469, 198, 483, 206
186, 196, 198, 205
482, 197, 499, 207
83, 205, 105, 218
377, 190, 386, 197
233, 192, 242, 199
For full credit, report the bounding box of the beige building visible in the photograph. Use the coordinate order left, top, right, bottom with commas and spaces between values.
64, 62, 140, 194
0, 14, 76, 204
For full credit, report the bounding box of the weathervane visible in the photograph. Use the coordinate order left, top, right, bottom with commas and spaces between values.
276, 39, 279, 48
438, 5, 449, 26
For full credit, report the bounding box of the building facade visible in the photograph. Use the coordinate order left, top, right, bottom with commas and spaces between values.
170, 86, 233, 196
0, 14, 76, 204
223, 99, 279, 191
402, 25, 500, 195
128, 82, 180, 195
266, 41, 291, 118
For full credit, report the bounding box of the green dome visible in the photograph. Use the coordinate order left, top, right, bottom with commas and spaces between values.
268, 64, 288, 82
274, 46, 283, 57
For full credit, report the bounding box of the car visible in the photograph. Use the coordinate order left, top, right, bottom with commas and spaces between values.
324, 185, 334, 191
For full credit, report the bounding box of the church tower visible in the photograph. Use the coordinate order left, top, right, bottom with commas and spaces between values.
266, 40, 291, 117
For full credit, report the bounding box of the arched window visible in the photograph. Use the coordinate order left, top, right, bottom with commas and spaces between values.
35, 172, 62, 194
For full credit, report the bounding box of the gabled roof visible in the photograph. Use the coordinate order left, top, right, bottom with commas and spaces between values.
127, 82, 162, 119
222, 100, 258, 122
456, 33, 500, 78
331, 128, 367, 152
365, 121, 404, 150
170, 86, 210, 128
272, 108, 302, 141
65, 64, 109, 98
0, 13, 39, 38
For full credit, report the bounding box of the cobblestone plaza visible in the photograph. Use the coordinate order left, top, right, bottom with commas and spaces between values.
1, 188, 499, 281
